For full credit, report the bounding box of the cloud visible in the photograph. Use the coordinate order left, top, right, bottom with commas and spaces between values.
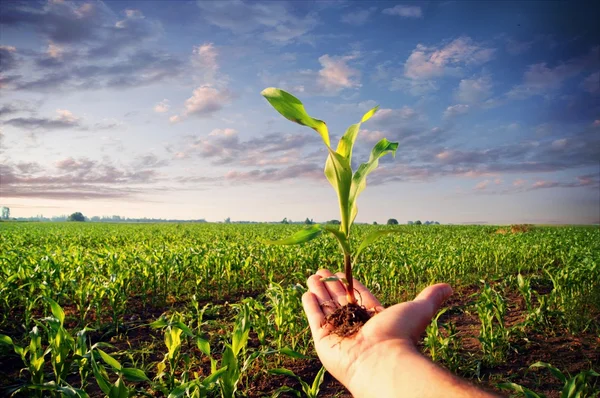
172, 85, 233, 120
3, 109, 81, 130
0, 45, 18, 72
196, 0, 318, 44
382, 5, 422, 18
0, 156, 165, 200
390, 78, 439, 96
474, 180, 490, 190
455, 75, 493, 104
581, 71, 599, 94
154, 100, 170, 113
317, 54, 361, 93
507, 46, 599, 99
175, 128, 321, 167
0, 3, 181, 93
404, 37, 495, 80
223, 163, 323, 183
192, 42, 221, 83
340, 7, 377, 25
263, 52, 361, 96
443, 104, 470, 118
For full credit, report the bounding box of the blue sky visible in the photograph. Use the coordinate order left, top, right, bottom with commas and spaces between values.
1, 0, 599, 224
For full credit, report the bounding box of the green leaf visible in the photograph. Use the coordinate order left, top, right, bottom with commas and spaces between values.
0, 334, 13, 346
530, 362, 566, 384
498, 382, 544, 398
348, 138, 398, 226
196, 337, 211, 357
261, 87, 330, 146
310, 366, 327, 397
46, 297, 65, 326
336, 106, 378, 160
167, 381, 197, 398
97, 349, 122, 371
108, 377, 129, 398
264, 224, 323, 245
279, 347, 310, 359
149, 317, 168, 329
324, 149, 353, 236
269, 368, 298, 378
122, 367, 149, 382
172, 321, 195, 337
272, 386, 302, 398
91, 352, 112, 395
323, 225, 350, 255
203, 366, 228, 385
354, 229, 402, 263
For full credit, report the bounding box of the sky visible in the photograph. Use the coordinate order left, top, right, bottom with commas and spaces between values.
0, 0, 599, 224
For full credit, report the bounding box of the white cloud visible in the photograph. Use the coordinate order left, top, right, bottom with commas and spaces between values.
47, 42, 64, 59
513, 179, 526, 187
455, 75, 493, 104
404, 37, 495, 80
317, 54, 361, 93
443, 104, 470, 118
382, 5, 422, 18
177, 85, 233, 119
474, 180, 490, 190
340, 7, 377, 25
390, 78, 439, 96
193, 43, 218, 77
153, 99, 169, 113
56, 109, 79, 123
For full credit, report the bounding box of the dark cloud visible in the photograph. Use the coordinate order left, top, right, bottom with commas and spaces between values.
177, 129, 322, 167
0, 45, 18, 72
1, 2, 181, 92
0, 156, 163, 200
3, 115, 80, 130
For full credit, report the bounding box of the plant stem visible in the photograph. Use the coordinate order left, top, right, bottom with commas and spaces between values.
344, 253, 357, 304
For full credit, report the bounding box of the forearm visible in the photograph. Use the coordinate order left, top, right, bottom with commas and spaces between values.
346, 341, 499, 398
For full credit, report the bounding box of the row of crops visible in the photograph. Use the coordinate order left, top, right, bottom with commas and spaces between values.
0, 222, 598, 397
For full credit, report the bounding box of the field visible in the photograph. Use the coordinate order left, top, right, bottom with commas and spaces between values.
0, 222, 598, 397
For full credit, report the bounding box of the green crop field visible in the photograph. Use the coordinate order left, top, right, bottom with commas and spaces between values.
0, 222, 598, 397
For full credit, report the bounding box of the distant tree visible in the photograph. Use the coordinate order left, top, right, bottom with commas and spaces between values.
281, 217, 289, 224
373, 221, 378, 225
304, 218, 314, 225
224, 217, 231, 224
415, 220, 422, 225
387, 218, 399, 225
407, 221, 414, 225
327, 219, 340, 225
68, 212, 85, 222
434, 221, 440, 225
425, 221, 431, 225
1, 207, 9, 220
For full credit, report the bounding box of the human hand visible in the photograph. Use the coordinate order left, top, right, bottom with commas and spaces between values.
302, 269, 453, 395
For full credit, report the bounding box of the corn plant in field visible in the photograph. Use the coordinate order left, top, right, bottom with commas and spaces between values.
498, 362, 599, 398
269, 366, 326, 398
261, 87, 398, 334
476, 282, 510, 366
424, 308, 461, 372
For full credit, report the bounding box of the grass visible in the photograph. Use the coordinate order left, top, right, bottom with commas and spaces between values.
0, 222, 598, 397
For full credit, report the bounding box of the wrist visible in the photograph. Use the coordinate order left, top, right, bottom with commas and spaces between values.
346, 339, 419, 397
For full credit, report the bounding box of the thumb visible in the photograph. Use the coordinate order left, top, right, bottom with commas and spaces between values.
407, 283, 453, 341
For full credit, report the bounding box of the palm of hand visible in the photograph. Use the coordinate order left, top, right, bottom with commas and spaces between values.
302, 269, 452, 389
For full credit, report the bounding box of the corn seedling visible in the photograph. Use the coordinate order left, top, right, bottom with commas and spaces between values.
476, 282, 510, 366
269, 366, 326, 398
424, 308, 461, 372
261, 88, 398, 334
498, 361, 599, 398
91, 347, 150, 398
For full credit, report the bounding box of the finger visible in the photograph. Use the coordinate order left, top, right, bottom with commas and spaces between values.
413, 283, 453, 314
307, 274, 336, 315
408, 283, 453, 340
302, 292, 328, 340
318, 269, 347, 307
335, 272, 383, 311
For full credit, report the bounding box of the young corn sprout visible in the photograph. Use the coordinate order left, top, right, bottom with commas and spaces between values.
261, 88, 399, 333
